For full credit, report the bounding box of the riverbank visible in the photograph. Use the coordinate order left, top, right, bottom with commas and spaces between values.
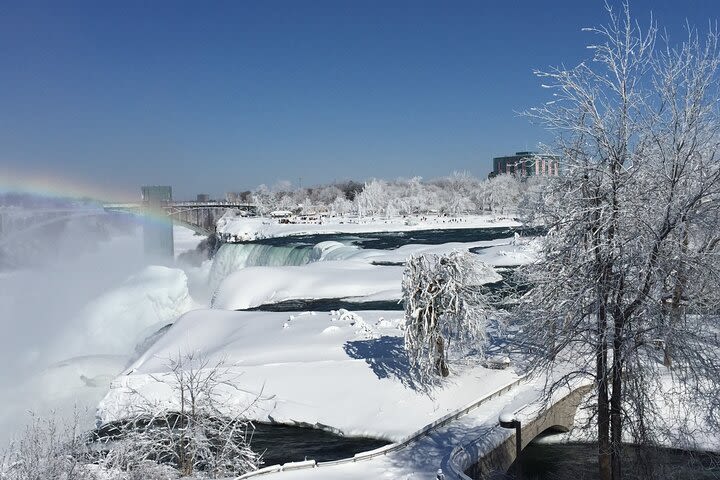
215, 213, 522, 242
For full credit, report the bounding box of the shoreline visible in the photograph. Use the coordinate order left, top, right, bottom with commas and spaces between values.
215, 213, 523, 243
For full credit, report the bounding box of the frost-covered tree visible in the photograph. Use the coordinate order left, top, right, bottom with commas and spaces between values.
402, 251, 494, 382
485, 174, 522, 215
517, 4, 720, 480
246, 172, 537, 219
250, 184, 272, 216
329, 195, 353, 216
0, 410, 94, 480
355, 179, 390, 217
101, 352, 260, 478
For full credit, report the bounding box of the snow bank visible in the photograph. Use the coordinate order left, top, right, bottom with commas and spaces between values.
212, 258, 503, 310
0, 354, 129, 447
98, 309, 519, 441
216, 214, 521, 242
341, 237, 540, 267
212, 261, 406, 310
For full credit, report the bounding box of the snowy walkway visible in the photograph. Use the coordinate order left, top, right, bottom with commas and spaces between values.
238, 378, 548, 480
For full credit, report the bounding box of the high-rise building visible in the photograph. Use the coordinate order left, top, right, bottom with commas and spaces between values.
490, 151, 560, 178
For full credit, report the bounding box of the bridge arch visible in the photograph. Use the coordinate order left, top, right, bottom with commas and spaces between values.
452, 384, 592, 479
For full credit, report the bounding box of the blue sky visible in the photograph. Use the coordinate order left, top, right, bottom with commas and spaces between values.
1, 1, 718, 200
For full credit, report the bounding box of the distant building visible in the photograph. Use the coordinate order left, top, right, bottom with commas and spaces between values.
141, 185, 172, 204
490, 151, 560, 178
226, 191, 253, 203
196, 193, 211, 202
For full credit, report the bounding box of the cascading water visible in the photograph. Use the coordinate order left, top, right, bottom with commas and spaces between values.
207, 241, 364, 295
209, 244, 313, 293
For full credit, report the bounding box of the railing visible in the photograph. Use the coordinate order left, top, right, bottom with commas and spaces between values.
168, 201, 256, 209
104, 202, 257, 209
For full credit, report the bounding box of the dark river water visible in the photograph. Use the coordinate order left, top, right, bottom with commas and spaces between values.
251, 423, 390, 466
250, 225, 542, 249
505, 441, 720, 480
250, 298, 403, 312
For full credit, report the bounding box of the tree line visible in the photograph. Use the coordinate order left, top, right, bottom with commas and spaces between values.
244, 173, 547, 218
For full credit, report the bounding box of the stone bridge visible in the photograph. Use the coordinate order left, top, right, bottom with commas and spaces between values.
454, 383, 593, 479
234, 378, 592, 480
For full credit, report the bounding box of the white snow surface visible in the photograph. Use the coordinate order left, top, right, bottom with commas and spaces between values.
212, 262, 406, 309
212, 258, 502, 310
216, 214, 521, 242
98, 309, 519, 442
330, 237, 541, 267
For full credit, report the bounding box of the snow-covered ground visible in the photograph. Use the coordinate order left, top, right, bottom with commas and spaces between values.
99, 309, 520, 442
212, 262, 406, 309
216, 214, 521, 242
317, 236, 540, 267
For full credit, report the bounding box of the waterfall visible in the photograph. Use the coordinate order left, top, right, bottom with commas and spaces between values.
208, 241, 364, 294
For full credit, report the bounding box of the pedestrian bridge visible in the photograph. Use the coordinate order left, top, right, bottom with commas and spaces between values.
235, 378, 592, 480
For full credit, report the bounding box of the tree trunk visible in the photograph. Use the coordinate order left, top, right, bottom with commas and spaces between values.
611, 318, 624, 480
435, 337, 449, 377
597, 310, 612, 480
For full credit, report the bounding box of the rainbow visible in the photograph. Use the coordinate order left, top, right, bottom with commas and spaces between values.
0, 167, 139, 203
0, 169, 186, 230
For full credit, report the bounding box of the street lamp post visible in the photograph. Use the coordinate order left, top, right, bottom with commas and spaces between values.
499, 413, 522, 479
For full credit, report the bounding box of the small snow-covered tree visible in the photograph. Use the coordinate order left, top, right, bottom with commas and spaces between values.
0, 410, 94, 480
102, 352, 260, 478
402, 251, 494, 382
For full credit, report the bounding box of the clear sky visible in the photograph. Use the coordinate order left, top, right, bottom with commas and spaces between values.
1, 1, 718, 200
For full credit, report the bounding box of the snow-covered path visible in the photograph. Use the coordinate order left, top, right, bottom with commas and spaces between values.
239, 378, 547, 480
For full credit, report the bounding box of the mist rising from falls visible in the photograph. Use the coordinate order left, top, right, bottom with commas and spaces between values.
0, 206, 199, 445
208, 241, 363, 293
